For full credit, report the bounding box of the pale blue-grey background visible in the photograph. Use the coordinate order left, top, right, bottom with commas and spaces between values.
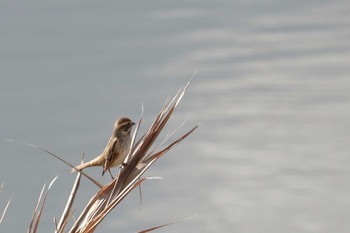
1, 1, 350, 232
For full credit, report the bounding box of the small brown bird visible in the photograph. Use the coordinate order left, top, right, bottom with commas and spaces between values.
73, 117, 135, 178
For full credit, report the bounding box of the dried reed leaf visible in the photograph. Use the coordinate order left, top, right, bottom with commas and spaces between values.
138, 222, 175, 233
0, 196, 12, 224
32, 176, 58, 233
28, 184, 46, 233
56, 172, 82, 233
138, 215, 197, 233
6, 140, 103, 189
144, 120, 187, 160
123, 104, 144, 166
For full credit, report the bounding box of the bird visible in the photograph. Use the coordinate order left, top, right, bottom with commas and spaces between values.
72, 117, 135, 178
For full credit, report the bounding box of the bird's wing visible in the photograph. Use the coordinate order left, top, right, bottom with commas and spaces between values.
102, 137, 120, 174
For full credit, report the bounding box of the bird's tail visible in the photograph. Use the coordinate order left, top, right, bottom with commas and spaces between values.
71, 162, 89, 172
71, 155, 104, 173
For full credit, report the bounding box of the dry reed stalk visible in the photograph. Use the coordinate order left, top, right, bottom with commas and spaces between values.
0, 184, 11, 225
28, 176, 58, 233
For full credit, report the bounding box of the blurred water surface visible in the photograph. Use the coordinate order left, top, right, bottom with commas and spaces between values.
1, 1, 350, 232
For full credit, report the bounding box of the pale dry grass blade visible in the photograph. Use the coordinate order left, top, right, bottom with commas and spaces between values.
124, 104, 144, 166
56, 172, 82, 233
138, 222, 175, 233
6, 140, 103, 189
143, 125, 199, 165
0, 197, 12, 225
138, 214, 197, 233
31, 176, 58, 233
144, 120, 187, 160
28, 184, 46, 233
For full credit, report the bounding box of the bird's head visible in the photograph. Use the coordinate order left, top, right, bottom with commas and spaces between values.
114, 117, 135, 134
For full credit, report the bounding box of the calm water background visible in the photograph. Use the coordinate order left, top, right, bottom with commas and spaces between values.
1, 1, 350, 232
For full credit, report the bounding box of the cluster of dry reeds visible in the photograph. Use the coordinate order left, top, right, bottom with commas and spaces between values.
3, 78, 197, 233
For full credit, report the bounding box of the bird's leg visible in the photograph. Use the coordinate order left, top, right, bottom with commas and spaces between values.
108, 169, 115, 179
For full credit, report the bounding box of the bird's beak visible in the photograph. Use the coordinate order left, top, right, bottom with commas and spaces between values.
131, 121, 136, 126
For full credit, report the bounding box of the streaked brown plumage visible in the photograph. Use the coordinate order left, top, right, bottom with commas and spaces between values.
72, 117, 135, 176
